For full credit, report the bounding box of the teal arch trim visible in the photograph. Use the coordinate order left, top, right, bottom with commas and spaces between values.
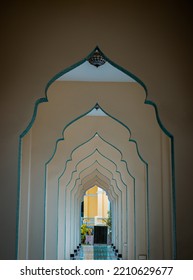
67, 149, 127, 196
145, 102, 176, 259
58, 159, 119, 260
45, 46, 147, 98
79, 170, 116, 201
63, 149, 123, 191
98, 133, 141, 179
130, 138, 150, 259
62, 148, 128, 190
77, 175, 114, 241
77, 163, 131, 259
20, 97, 48, 138
81, 172, 116, 202
54, 133, 98, 180
43, 105, 100, 258
95, 47, 173, 143
81, 175, 113, 198
73, 172, 117, 251
95, 46, 147, 93
45, 100, 145, 173
17, 46, 175, 259
47, 105, 147, 259
68, 159, 124, 257
75, 174, 115, 253
45, 103, 136, 259
58, 103, 148, 259
85, 47, 175, 259
46, 101, 145, 202
60, 148, 130, 259
45, 106, 97, 167
98, 131, 149, 254
56, 131, 137, 183
75, 175, 115, 251
16, 97, 47, 259
45, 102, 148, 260
45, 58, 87, 95
45, 45, 173, 143
62, 160, 121, 259
16, 44, 148, 259
81, 176, 111, 193
47, 130, 131, 259
62, 158, 121, 237
87, 177, 115, 204
44, 46, 174, 157
45, 45, 175, 156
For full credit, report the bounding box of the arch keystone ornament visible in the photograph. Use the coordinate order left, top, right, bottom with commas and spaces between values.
17, 47, 176, 260
88, 48, 106, 67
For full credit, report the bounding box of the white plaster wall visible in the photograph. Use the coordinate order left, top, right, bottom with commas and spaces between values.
19, 80, 172, 259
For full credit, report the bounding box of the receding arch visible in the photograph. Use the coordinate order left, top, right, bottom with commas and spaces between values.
58, 146, 146, 260
17, 47, 176, 260
62, 161, 124, 260
43, 104, 148, 259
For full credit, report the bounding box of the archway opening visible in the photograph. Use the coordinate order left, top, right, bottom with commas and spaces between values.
81, 185, 111, 245
17, 47, 176, 260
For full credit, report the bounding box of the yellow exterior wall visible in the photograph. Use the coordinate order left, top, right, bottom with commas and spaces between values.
102, 191, 108, 218
84, 186, 98, 217
84, 186, 108, 220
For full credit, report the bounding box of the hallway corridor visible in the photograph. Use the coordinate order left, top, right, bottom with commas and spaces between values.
76, 245, 119, 260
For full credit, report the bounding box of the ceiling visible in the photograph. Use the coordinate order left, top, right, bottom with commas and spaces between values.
57, 60, 136, 82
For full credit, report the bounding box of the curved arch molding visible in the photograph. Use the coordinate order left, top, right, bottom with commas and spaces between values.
17, 47, 176, 259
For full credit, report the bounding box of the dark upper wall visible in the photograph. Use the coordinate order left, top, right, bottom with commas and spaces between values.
0, 1, 192, 259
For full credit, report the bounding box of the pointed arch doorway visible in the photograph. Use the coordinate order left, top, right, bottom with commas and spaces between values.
81, 185, 110, 244
17, 47, 176, 260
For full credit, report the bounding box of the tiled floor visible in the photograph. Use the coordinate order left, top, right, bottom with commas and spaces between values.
76, 245, 117, 260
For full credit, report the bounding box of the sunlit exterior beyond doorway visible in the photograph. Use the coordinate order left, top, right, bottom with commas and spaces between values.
81, 186, 111, 245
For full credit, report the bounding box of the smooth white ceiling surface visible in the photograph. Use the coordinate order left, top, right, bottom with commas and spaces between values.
86, 108, 107, 116
57, 61, 136, 82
